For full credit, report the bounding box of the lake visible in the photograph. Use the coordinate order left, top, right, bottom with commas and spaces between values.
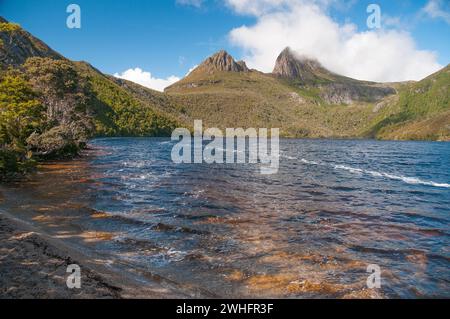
1, 138, 449, 298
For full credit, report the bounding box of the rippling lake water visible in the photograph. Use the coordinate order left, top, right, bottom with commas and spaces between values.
1, 138, 449, 298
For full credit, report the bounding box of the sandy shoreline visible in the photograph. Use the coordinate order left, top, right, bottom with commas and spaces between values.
0, 209, 190, 299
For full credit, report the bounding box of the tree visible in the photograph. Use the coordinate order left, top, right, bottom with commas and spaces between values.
0, 72, 44, 150
0, 71, 43, 178
24, 57, 90, 127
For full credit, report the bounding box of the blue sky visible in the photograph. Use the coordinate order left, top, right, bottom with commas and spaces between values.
1, 0, 449, 90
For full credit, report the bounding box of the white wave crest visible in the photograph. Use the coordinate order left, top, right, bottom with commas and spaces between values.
300, 158, 319, 165
334, 164, 450, 188
299, 158, 450, 189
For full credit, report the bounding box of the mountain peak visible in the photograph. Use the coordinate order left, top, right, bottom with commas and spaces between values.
199, 50, 249, 73
273, 47, 325, 81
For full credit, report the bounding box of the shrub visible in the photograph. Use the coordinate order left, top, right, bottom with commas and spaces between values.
0, 148, 18, 176
26, 125, 81, 159
0, 22, 21, 32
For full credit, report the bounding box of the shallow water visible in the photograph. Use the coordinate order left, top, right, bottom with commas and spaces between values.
1, 138, 449, 298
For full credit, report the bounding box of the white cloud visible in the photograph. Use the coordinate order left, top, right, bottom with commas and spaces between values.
226, 0, 331, 15
423, 0, 450, 24
114, 68, 180, 92
186, 65, 199, 75
226, 0, 292, 15
176, 0, 204, 8
227, 0, 443, 82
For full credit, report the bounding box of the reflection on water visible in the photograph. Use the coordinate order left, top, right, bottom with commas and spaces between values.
1, 138, 449, 298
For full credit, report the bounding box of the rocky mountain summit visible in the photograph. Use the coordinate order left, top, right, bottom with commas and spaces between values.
165, 50, 250, 91
196, 50, 249, 74
168, 47, 396, 105
272, 47, 396, 104
202, 50, 249, 73
273, 47, 329, 81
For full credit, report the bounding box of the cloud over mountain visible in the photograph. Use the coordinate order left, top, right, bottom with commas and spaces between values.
227, 0, 442, 82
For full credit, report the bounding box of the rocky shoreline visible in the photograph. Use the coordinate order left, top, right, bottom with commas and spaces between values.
0, 209, 188, 299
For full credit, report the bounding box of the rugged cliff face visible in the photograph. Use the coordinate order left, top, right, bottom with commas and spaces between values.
198, 50, 249, 73
165, 50, 250, 91
273, 47, 328, 82
272, 47, 396, 105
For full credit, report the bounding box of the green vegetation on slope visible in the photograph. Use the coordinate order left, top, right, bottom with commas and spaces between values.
368, 65, 450, 141
0, 56, 180, 178
165, 68, 389, 138
0, 19, 62, 67
87, 71, 178, 137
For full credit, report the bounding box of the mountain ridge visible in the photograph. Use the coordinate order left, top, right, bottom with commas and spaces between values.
168, 47, 397, 105
0, 16, 448, 149
1, 16, 449, 177
164, 48, 447, 140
